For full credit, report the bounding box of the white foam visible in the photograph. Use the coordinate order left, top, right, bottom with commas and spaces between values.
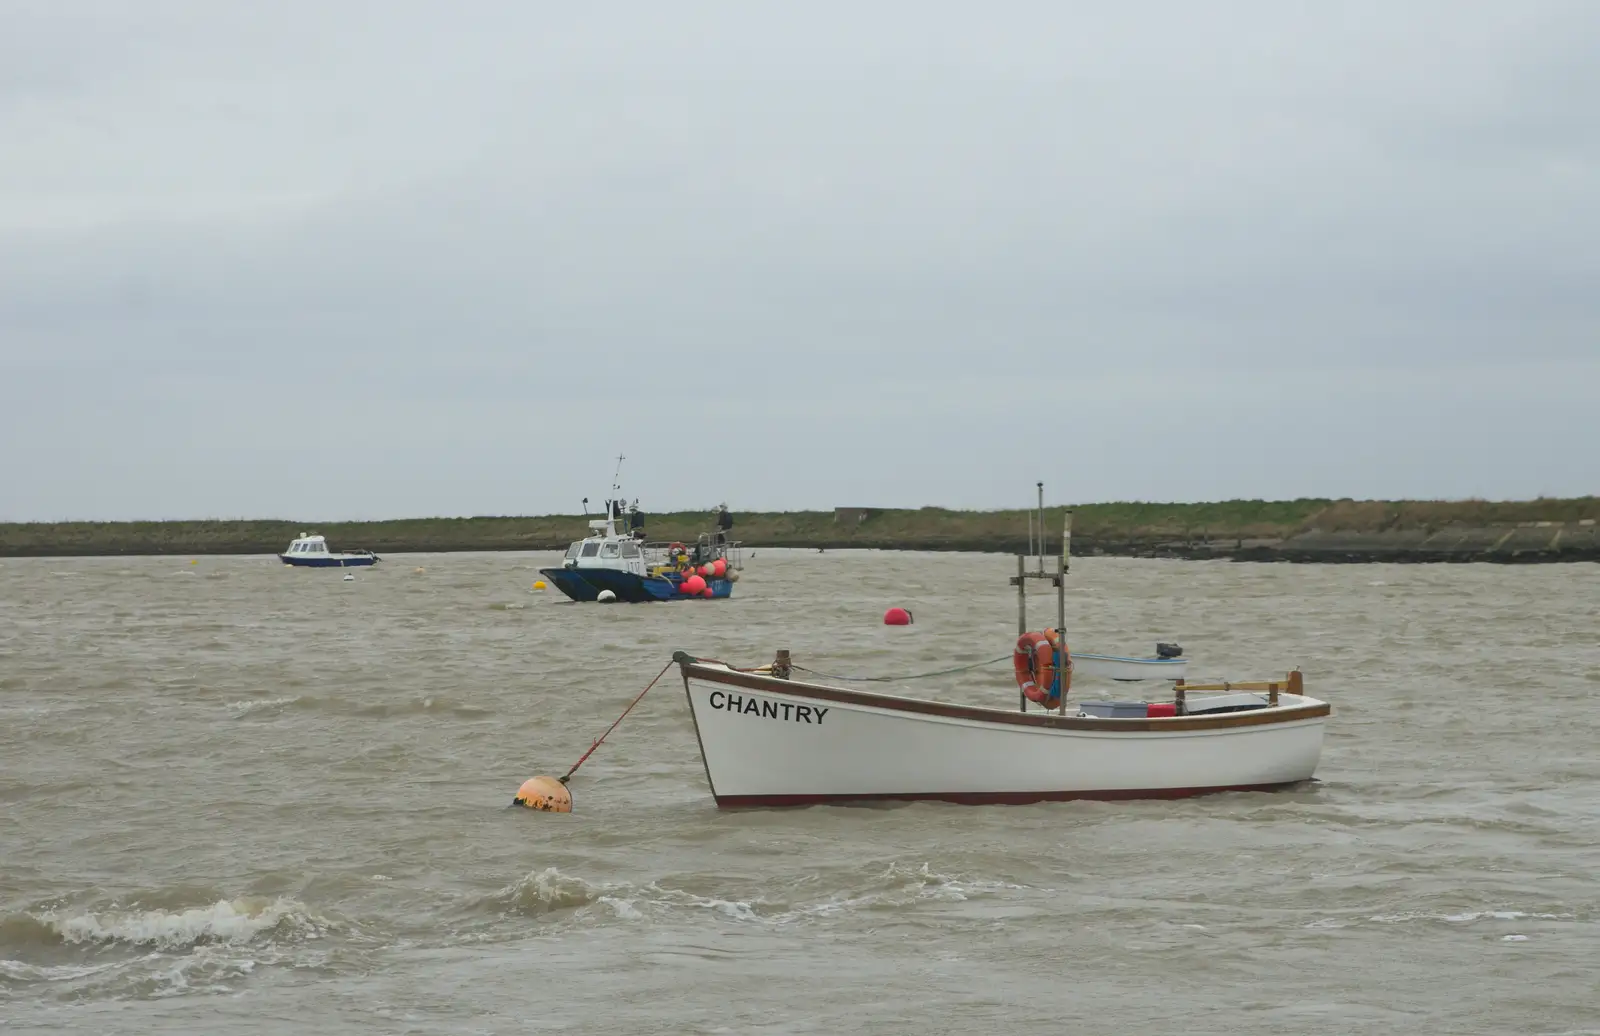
47, 897, 321, 949
226, 697, 299, 717
496, 863, 1039, 929
597, 896, 644, 920
149, 947, 260, 999
685, 895, 761, 921
497, 867, 602, 912
0, 957, 128, 983
1369, 909, 1573, 925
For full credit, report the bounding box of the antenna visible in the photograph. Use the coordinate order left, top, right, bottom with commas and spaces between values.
1037, 481, 1046, 574
611, 453, 625, 496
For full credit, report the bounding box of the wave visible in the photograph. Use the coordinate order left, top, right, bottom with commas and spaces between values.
470, 862, 1038, 927
224, 694, 493, 720
1367, 908, 1576, 925
3, 896, 329, 952
0, 896, 334, 1000
225, 696, 302, 717
1304, 908, 1581, 931
484, 867, 608, 915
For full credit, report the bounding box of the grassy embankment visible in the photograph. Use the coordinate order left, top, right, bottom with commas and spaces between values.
1, 497, 1595, 558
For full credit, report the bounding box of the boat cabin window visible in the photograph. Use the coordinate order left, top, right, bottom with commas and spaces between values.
580, 542, 600, 558
620, 541, 640, 558
600, 542, 620, 558
565, 542, 582, 559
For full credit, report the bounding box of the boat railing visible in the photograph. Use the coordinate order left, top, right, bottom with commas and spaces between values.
1173, 671, 1304, 711
639, 534, 743, 571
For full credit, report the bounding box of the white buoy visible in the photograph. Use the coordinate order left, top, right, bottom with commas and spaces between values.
343, 572, 355, 581
596, 589, 617, 603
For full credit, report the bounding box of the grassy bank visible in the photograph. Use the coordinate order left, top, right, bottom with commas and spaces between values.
2, 497, 1596, 559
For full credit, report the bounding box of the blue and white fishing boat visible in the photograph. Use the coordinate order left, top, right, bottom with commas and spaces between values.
279, 532, 381, 568
539, 457, 743, 603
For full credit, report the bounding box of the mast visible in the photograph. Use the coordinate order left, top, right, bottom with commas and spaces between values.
1011, 481, 1071, 715
604, 453, 625, 537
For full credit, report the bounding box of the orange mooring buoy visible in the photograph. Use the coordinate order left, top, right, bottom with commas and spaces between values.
509, 660, 676, 815
512, 776, 572, 813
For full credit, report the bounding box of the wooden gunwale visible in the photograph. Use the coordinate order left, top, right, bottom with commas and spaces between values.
680, 662, 1330, 733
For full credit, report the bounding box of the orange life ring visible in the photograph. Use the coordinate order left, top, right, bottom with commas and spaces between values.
1014, 629, 1071, 706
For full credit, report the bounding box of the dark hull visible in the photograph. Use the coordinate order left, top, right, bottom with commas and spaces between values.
279, 554, 380, 567
539, 567, 733, 603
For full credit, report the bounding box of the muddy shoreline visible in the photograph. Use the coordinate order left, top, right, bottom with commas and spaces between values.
3, 522, 1595, 563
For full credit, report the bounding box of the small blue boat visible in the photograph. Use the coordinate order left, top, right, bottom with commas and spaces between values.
279, 532, 381, 568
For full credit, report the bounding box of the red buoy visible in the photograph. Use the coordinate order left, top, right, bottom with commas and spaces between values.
712, 558, 727, 577
883, 607, 912, 626
701, 587, 714, 598
682, 574, 707, 595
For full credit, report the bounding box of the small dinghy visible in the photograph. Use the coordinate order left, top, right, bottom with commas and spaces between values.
1070, 647, 1188, 682
671, 484, 1329, 808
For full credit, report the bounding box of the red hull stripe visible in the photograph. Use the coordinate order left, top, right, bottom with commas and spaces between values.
714, 781, 1309, 809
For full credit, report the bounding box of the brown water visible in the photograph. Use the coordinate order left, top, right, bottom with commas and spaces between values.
2, 551, 1596, 1034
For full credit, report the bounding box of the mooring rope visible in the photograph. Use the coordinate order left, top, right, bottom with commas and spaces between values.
559, 660, 674, 784
791, 655, 1011, 683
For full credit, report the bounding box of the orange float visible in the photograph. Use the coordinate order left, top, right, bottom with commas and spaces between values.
513, 776, 572, 813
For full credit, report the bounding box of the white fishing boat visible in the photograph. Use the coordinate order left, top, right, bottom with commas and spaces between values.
671, 484, 1329, 808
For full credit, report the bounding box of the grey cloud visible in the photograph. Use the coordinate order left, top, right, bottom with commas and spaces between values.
1, 1, 1596, 519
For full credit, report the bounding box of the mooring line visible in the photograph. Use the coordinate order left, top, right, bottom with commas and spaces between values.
559, 660, 675, 784
791, 655, 1011, 683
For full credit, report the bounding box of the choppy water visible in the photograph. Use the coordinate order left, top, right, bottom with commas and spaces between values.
2, 550, 1596, 1034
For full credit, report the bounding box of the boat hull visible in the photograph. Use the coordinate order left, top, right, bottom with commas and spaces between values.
279, 554, 379, 567
679, 663, 1327, 808
539, 567, 733, 603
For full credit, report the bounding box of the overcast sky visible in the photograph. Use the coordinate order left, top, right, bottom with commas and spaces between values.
1, 1, 1595, 521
